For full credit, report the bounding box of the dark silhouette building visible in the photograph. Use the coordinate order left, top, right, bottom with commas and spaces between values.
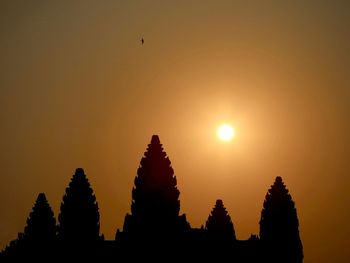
23, 193, 56, 243
58, 168, 100, 243
118, 135, 190, 242
1, 193, 56, 260
57, 168, 102, 260
1, 135, 303, 263
206, 199, 236, 243
116, 135, 190, 260
260, 176, 303, 263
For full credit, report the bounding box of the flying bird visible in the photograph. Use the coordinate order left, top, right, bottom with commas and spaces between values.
141, 37, 144, 45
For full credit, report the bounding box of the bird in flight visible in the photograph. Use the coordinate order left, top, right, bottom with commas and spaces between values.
141, 37, 144, 45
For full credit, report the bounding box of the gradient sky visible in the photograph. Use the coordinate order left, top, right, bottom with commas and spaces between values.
0, 1, 349, 262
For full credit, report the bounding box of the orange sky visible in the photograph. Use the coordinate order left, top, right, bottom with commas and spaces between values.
0, 1, 349, 262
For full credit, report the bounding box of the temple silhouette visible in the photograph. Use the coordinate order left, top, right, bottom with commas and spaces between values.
0, 135, 303, 262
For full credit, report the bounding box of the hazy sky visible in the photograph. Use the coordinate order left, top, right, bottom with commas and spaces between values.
0, 1, 349, 262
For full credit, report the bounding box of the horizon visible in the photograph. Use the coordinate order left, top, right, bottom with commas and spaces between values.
1, 134, 303, 262
2, 134, 297, 239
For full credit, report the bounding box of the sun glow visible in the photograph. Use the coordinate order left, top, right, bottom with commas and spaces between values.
217, 124, 235, 141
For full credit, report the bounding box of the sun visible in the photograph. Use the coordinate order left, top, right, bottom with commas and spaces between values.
217, 124, 235, 141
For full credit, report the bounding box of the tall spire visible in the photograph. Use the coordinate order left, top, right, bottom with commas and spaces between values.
260, 176, 303, 263
151, 134, 160, 144
131, 135, 180, 219
58, 168, 100, 243
205, 199, 236, 242
24, 193, 56, 243
121, 135, 188, 242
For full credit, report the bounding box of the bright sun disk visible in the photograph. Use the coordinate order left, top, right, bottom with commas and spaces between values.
217, 124, 235, 141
